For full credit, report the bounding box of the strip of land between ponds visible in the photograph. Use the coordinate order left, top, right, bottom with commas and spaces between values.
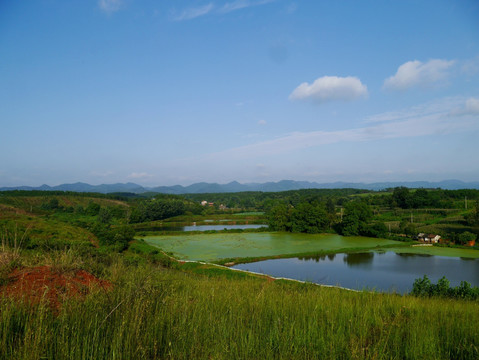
143, 231, 479, 264
212, 243, 414, 266
158, 248, 361, 293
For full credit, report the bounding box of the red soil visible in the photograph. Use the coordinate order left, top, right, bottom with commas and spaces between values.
1, 266, 112, 310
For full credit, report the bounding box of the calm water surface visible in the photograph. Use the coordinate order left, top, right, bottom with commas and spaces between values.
141, 224, 266, 232
232, 252, 479, 293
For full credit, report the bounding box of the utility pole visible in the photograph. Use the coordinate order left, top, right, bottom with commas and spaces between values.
340, 207, 343, 222
465, 196, 468, 210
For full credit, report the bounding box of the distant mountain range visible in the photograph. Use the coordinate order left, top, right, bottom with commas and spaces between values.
1, 179, 479, 194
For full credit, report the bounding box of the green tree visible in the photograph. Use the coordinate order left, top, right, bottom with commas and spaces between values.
458, 231, 476, 245
392, 187, 411, 209
340, 201, 373, 236
86, 201, 101, 216
98, 207, 112, 224
466, 200, 479, 226
326, 198, 335, 214
290, 203, 328, 234
268, 204, 291, 231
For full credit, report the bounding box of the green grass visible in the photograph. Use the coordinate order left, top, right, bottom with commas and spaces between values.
142, 232, 403, 262
233, 211, 265, 216
1, 213, 94, 251
1, 257, 478, 359
382, 246, 479, 258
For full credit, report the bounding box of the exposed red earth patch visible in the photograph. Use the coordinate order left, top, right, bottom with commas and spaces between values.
0, 266, 112, 310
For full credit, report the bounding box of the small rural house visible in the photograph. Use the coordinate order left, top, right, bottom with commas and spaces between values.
417, 233, 441, 243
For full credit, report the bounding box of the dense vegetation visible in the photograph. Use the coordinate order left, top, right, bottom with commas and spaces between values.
264, 187, 479, 246
411, 275, 479, 300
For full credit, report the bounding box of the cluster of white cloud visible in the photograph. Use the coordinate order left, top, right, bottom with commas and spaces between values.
383, 59, 455, 91
289, 76, 368, 104
172, 0, 275, 21
219, 0, 274, 13
173, 3, 215, 21
98, 0, 122, 13
465, 98, 479, 114
290, 58, 461, 105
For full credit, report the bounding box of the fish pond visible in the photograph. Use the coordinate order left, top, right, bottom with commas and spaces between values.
143, 233, 401, 262
138, 224, 266, 232
232, 251, 479, 293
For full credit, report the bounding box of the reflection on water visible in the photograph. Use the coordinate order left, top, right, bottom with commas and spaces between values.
395, 252, 432, 258
138, 224, 266, 232
299, 254, 336, 262
343, 252, 374, 267
232, 251, 479, 293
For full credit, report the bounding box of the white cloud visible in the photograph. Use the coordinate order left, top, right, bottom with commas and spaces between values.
461, 56, 479, 77
98, 0, 122, 13
465, 98, 479, 114
205, 98, 479, 159
173, 0, 274, 21
173, 3, 214, 21
289, 76, 368, 104
383, 59, 455, 91
285, 3, 297, 14
219, 0, 275, 13
258, 119, 267, 125
365, 97, 465, 123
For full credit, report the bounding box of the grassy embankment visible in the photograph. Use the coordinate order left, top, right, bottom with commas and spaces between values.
2, 246, 479, 359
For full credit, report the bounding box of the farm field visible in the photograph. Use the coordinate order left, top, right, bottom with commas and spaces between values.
143, 233, 403, 262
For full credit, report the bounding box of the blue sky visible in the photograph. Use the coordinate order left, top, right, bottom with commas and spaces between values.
1, 0, 479, 187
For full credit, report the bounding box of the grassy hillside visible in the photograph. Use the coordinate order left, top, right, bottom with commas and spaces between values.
1, 253, 478, 359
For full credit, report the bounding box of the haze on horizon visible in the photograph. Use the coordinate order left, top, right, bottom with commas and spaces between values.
1, 0, 479, 188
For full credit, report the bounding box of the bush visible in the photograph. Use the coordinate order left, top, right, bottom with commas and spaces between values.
411, 275, 479, 300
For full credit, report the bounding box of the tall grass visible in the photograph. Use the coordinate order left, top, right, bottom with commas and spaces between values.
1, 258, 478, 359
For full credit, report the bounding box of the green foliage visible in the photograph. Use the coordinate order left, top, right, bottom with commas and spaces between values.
364, 222, 388, 238
267, 204, 291, 231
458, 231, 476, 244
466, 200, 479, 226
97, 207, 112, 224
411, 275, 479, 300
184, 188, 371, 211
392, 186, 411, 208
290, 202, 328, 234
40, 198, 60, 211
90, 224, 134, 250
85, 201, 101, 216
267, 202, 328, 233
390, 187, 446, 209
130, 198, 187, 223
340, 201, 373, 236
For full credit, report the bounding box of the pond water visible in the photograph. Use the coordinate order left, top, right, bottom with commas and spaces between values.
143, 233, 400, 261
232, 252, 479, 293
140, 224, 266, 232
